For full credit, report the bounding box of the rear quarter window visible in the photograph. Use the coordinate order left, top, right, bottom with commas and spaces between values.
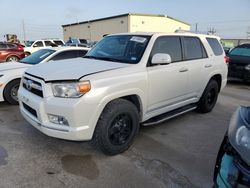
206, 38, 223, 56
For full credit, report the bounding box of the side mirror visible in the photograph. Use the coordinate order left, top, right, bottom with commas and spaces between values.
33, 44, 38, 47
151, 53, 172, 65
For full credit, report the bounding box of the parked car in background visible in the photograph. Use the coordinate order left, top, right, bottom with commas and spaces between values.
18, 32, 227, 155
214, 106, 250, 187
65, 38, 89, 47
24, 39, 65, 56
227, 43, 250, 82
0, 42, 25, 62
0, 47, 89, 104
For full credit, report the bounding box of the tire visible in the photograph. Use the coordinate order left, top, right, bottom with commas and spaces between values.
3, 79, 21, 105
92, 99, 140, 155
197, 79, 219, 113
24, 52, 31, 57
6, 56, 19, 62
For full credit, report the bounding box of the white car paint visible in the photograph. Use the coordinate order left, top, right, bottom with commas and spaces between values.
24, 39, 65, 54
18, 32, 228, 141
0, 47, 90, 102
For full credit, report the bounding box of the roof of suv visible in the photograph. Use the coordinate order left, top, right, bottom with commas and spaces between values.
109, 32, 220, 39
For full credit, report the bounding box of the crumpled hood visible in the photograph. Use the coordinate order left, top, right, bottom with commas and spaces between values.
25, 58, 131, 82
0, 62, 31, 72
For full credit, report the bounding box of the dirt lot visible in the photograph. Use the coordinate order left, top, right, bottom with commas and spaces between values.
0, 81, 249, 188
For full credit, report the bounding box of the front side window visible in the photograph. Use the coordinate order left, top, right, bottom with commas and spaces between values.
19, 49, 55, 64
33, 41, 43, 47
86, 35, 151, 64
150, 36, 182, 63
229, 47, 250, 57
183, 37, 205, 60
206, 38, 223, 56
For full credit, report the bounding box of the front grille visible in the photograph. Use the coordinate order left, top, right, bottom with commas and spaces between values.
23, 103, 37, 118
23, 77, 43, 97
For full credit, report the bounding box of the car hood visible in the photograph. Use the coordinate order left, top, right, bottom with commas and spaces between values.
0, 62, 31, 72
25, 58, 131, 82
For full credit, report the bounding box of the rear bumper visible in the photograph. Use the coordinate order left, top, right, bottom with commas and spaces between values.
228, 66, 250, 80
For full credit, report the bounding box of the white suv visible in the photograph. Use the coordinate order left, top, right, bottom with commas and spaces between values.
24, 39, 65, 55
18, 32, 228, 155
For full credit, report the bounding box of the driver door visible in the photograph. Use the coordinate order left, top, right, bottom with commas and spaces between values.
147, 36, 189, 113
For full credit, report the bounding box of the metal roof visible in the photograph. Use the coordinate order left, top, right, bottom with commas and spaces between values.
62, 13, 190, 27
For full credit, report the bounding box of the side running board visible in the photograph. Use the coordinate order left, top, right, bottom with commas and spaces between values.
142, 104, 197, 126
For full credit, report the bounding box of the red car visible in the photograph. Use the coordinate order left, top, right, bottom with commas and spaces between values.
0, 42, 25, 62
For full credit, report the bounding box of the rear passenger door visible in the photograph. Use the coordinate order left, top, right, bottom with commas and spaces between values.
182, 36, 208, 98
147, 36, 189, 113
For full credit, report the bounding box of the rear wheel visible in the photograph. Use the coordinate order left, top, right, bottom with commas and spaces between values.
6, 56, 19, 62
197, 79, 219, 113
92, 99, 140, 155
3, 79, 21, 105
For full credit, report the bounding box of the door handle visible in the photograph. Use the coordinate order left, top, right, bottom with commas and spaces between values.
179, 68, 188, 72
205, 64, 212, 68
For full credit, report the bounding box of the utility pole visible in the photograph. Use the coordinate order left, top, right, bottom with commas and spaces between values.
247, 26, 250, 39
195, 23, 198, 33
207, 27, 216, 35
22, 20, 26, 42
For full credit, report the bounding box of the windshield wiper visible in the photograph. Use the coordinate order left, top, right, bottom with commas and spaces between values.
85, 56, 127, 63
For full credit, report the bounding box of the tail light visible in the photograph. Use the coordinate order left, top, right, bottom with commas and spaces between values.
17, 46, 24, 51
224, 56, 230, 64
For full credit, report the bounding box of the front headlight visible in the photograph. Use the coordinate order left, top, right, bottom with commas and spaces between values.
51, 81, 91, 98
228, 106, 250, 165
245, 64, 250, 71
236, 126, 250, 149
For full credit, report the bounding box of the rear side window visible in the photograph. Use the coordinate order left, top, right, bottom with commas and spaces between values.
151, 36, 182, 62
7, 44, 16, 48
45, 41, 53, 47
53, 40, 64, 46
77, 50, 88, 57
206, 38, 223, 56
183, 37, 206, 60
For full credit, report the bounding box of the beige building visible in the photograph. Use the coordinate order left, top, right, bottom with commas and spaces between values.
62, 13, 190, 42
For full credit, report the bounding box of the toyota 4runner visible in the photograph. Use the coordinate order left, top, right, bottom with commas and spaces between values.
18, 32, 228, 155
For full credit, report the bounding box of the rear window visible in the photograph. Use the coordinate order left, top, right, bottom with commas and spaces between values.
206, 38, 223, 56
229, 47, 250, 57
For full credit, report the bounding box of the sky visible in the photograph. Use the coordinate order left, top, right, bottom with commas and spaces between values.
0, 0, 250, 41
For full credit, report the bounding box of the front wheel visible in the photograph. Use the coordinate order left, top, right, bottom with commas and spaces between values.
92, 99, 140, 155
3, 79, 21, 105
197, 79, 219, 113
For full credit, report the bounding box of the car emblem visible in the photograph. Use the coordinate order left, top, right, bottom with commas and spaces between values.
26, 80, 33, 91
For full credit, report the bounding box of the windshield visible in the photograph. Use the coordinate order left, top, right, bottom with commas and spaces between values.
229, 47, 250, 57
85, 35, 151, 64
19, 49, 56, 65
